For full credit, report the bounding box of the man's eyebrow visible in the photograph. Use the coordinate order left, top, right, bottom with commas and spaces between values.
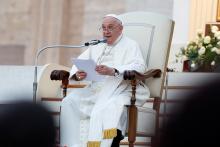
102, 24, 115, 27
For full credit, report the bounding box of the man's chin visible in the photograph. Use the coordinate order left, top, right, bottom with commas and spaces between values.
107, 39, 113, 45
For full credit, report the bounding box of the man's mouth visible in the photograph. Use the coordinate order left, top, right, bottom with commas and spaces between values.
105, 36, 111, 38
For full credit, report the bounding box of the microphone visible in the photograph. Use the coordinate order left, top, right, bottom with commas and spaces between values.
84, 38, 107, 46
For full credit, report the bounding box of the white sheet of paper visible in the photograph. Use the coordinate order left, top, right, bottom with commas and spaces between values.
72, 59, 105, 82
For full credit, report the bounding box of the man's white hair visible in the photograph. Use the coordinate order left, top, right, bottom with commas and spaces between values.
104, 14, 123, 25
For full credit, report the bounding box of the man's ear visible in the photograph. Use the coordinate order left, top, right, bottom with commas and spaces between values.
120, 25, 123, 31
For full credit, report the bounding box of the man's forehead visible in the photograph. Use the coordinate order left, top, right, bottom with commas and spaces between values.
102, 17, 120, 25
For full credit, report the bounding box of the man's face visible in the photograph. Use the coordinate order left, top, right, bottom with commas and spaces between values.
101, 17, 123, 45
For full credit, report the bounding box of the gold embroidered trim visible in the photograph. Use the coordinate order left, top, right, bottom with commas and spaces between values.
103, 128, 117, 139
87, 141, 101, 147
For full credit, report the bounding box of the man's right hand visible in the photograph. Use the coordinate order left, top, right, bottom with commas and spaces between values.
75, 70, 87, 81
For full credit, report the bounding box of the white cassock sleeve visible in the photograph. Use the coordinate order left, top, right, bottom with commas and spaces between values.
114, 39, 146, 74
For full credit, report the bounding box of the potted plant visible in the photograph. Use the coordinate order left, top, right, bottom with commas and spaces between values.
177, 25, 220, 72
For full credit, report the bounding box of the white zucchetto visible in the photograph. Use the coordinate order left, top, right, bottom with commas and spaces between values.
104, 14, 123, 25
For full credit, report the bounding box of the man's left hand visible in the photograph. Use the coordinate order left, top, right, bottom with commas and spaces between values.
95, 65, 115, 76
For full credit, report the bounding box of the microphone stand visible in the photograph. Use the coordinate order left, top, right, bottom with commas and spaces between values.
33, 44, 86, 103
33, 39, 107, 103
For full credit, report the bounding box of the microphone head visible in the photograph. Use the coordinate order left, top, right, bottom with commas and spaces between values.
100, 38, 107, 43
84, 38, 107, 46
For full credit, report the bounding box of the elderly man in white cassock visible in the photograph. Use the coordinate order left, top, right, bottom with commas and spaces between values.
60, 14, 150, 147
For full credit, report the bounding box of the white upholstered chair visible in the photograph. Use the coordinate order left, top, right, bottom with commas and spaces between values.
49, 11, 174, 147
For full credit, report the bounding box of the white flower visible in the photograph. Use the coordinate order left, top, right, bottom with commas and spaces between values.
211, 61, 215, 66
183, 55, 188, 60
198, 46, 206, 55
214, 31, 220, 38
217, 41, 220, 46
211, 47, 217, 52
204, 36, 211, 44
212, 47, 220, 54
216, 48, 220, 55
191, 63, 195, 68
211, 26, 219, 33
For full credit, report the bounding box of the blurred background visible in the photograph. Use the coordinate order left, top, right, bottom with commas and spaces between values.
0, 0, 218, 70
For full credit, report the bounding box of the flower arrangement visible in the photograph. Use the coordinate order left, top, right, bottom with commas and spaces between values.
177, 25, 220, 71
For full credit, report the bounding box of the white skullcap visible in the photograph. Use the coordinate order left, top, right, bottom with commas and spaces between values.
104, 14, 123, 25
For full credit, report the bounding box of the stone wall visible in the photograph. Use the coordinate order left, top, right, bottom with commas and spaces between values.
0, 0, 31, 65
0, 0, 173, 67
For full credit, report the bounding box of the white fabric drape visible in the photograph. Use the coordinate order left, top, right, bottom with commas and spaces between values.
189, 0, 218, 40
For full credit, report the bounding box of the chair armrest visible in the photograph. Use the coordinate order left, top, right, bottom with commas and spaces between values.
123, 69, 161, 81
50, 70, 70, 81
50, 70, 70, 97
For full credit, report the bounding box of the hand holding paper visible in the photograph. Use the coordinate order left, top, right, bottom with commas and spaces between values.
75, 70, 87, 80
73, 59, 105, 82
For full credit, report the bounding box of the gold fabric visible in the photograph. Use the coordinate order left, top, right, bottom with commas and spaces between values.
87, 141, 101, 147
103, 128, 117, 139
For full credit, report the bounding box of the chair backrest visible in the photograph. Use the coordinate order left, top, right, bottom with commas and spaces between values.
37, 63, 70, 102
118, 11, 174, 98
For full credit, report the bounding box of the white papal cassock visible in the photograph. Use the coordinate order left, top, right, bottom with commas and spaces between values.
60, 35, 150, 147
